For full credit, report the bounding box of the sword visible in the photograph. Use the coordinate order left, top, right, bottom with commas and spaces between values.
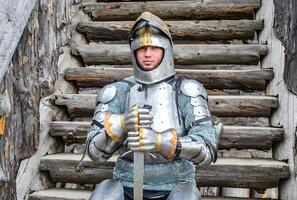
134, 151, 144, 200
133, 105, 152, 200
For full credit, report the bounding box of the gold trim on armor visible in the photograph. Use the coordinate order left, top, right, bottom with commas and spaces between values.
135, 11, 172, 42
167, 128, 178, 160
156, 132, 162, 153
139, 26, 152, 47
139, 128, 144, 151
120, 114, 127, 133
104, 112, 122, 143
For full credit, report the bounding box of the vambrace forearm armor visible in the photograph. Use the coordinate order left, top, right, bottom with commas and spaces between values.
177, 134, 217, 166
87, 83, 129, 163
176, 79, 219, 166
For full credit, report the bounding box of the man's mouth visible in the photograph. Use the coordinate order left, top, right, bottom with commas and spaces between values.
143, 61, 153, 65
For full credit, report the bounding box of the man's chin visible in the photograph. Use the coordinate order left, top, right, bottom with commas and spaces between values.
139, 64, 158, 71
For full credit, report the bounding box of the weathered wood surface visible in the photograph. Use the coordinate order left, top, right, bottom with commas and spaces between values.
39, 153, 289, 189
82, 0, 260, 21
214, 117, 269, 127
258, 0, 297, 198
28, 188, 273, 200
0, 0, 73, 199
77, 20, 263, 42
274, 0, 297, 95
69, 116, 270, 127
72, 44, 268, 65
0, 91, 11, 116
49, 121, 284, 150
65, 67, 273, 90
54, 94, 278, 117
77, 87, 265, 97
73, 64, 261, 70
0, 0, 37, 84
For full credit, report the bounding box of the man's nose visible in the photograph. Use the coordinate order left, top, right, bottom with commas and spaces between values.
144, 48, 152, 57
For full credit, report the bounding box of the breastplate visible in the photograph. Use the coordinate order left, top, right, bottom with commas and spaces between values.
119, 81, 186, 164
128, 82, 185, 135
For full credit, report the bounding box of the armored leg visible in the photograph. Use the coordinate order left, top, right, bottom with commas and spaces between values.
89, 179, 125, 200
167, 183, 201, 200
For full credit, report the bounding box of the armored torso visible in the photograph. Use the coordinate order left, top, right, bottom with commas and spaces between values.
119, 80, 186, 163
128, 82, 185, 135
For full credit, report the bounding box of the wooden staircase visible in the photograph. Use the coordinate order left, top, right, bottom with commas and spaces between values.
29, 0, 290, 199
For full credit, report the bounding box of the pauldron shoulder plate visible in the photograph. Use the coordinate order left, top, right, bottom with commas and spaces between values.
96, 84, 117, 105
180, 79, 207, 99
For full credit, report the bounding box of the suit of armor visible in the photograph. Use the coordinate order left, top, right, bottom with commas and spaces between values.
86, 12, 219, 200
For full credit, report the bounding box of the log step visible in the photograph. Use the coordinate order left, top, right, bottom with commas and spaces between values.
77, 20, 263, 42
49, 121, 284, 150
65, 67, 273, 90
39, 153, 289, 189
54, 94, 278, 117
72, 44, 268, 65
28, 188, 274, 200
82, 0, 261, 21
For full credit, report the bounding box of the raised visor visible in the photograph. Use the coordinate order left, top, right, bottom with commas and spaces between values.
39, 153, 289, 189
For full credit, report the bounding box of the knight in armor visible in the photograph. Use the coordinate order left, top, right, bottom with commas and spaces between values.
86, 11, 219, 200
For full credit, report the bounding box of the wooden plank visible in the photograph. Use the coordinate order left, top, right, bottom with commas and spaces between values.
71, 44, 268, 65
49, 121, 284, 150
82, 0, 260, 21
65, 67, 273, 90
73, 64, 261, 70
28, 188, 274, 200
69, 116, 270, 127
214, 117, 269, 127
0, 0, 37, 84
54, 94, 278, 117
39, 153, 289, 189
77, 20, 263, 42
257, 0, 297, 198
29, 188, 91, 200
77, 87, 265, 96
274, 0, 297, 95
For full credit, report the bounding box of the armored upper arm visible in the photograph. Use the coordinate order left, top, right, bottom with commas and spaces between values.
87, 81, 131, 163
180, 79, 212, 128
177, 79, 218, 166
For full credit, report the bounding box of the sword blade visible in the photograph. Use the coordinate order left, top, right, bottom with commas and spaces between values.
133, 151, 144, 200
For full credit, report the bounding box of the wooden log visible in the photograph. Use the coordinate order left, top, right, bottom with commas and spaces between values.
39, 153, 289, 189
0, 0, 74, 199
49, 121, 284, 150
75, 64, 261, 70
274, 0, 297, 95
71, 44, 268, 65
65, 67, 273, 90
28, 188, 273, 200
82, 0, 261, 21
54, 94, 278, 117
214, 117, 269, 127
77, 87, 265, 96
77, 20, 263, 42
69, 116, 270, 127
0, 0, 37, 84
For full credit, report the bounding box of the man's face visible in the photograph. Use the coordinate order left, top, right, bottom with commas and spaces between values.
135, 46, 164, 71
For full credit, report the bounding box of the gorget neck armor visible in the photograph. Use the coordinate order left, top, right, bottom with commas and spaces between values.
129, 11, 175, 84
